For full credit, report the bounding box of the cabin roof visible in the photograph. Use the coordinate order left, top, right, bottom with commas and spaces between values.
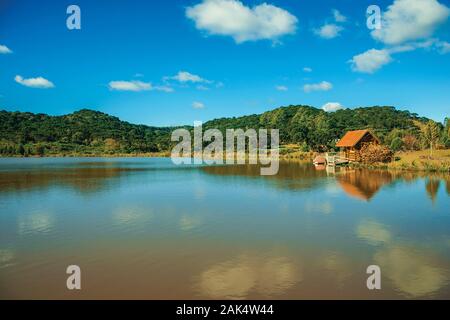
335, 129, 379, 147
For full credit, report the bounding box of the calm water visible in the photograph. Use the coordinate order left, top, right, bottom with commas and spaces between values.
0, 157, 449, 299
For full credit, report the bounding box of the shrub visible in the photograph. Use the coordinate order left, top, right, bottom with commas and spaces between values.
402, 134, 419, 150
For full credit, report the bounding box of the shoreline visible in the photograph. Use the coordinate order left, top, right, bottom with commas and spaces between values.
1, 149, 449, 173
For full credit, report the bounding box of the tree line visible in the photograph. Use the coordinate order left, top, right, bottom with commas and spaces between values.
0, 106, 448, 156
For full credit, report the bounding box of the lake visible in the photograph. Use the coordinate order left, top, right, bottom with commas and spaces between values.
0, 157, 449, 299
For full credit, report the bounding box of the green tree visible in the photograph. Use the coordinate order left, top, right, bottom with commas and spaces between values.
443, 117, 450, 148
35, 144, 45, 157
390, 137, 403, 152
18, 144, 25, 155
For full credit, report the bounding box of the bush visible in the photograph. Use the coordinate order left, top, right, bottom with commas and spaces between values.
402, 134, 419, 150
360, 144, 393, 164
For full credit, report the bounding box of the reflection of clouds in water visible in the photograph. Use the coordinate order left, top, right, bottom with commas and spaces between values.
179, 215, 202, 231
357, 219, 450, 297
324, 183, 340, 195
321, 252, 352, 286
356, 219, 391, 246
194, 187, 206, 200
18, 212, 54, 235
0, 249, 15, 268
374, 245, 449, 298
113, 207, 148, 225
304, 201, 333, 215
197, 254, 300, 299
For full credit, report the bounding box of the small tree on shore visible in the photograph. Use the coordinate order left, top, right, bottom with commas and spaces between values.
420, 121, 440, 156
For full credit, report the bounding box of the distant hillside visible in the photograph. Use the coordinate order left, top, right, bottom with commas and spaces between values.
203, 105, 431, 149
0, 109, 173, 155
0, 105, 439, 156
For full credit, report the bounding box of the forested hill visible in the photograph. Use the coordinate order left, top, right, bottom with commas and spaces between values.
0, 106, 440, 156
0, 109, 174, 155
203, 105, 432, 148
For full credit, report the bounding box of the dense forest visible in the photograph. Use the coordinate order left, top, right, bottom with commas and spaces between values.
0, 109, 174, 156
0, 105, 448, 156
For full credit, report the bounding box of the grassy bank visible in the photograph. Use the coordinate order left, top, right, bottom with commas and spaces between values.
388, 149, 450, 172
348, 149, 450, 172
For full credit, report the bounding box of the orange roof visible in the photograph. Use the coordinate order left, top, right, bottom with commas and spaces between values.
336, 130, 377, 147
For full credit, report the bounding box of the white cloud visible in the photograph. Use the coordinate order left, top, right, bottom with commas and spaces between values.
333, 9, 347, 23
387, 39, 436, 53
350, 49, 393, 74
275, 85, 288, 91
303, 81, 333, 93
0, 44, 12, 54
322, 102, 344, 112
154, 85, 174, 92
436, 40, 450, 54
108, 80, 151, 91
167, 71, 210, 83
197, 85, 210, 90
303, 67, 312, 72
186, 0, 298, 43
315, 24, 343, 39
193, 101, 205, 109
14, 75, 54, 89
371, 0, 450, 45
108, 80, 173, 92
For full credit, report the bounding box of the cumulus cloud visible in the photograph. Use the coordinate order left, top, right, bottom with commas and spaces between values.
14, 75, 55, 89
303, 81, 333, 93
186, 0, 298, 43
0, 44, 12, 54
193, 101, 205, 109
349, 49, 393, 74
322, 102, 344, 112
332, 9, 347, 23
275, 85, 288, 91
303, 67, 312, 72
371, 0, 450, 45
108, 80, 151, 91
314, 23, 343, 39
167, 71, 211, 83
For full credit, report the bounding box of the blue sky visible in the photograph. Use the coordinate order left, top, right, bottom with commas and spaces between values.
0, 0, 449, 126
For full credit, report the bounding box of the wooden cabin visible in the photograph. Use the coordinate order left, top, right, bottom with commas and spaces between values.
335, 130, 380, 162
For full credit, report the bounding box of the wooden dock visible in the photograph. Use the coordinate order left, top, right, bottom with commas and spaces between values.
325, 152, 349, 166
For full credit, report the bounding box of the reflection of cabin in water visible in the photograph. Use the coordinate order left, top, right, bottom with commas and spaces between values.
337, 169, 393, 201
336, 130, 380, 162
